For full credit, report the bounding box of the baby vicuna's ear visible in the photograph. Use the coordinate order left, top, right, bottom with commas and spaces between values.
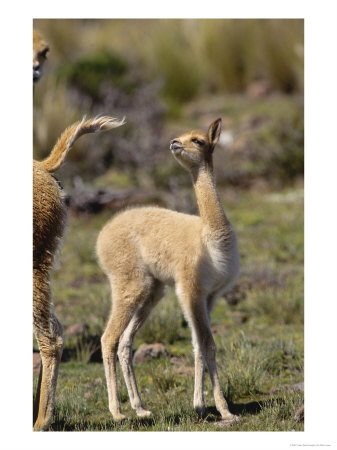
207, 118, 222, 152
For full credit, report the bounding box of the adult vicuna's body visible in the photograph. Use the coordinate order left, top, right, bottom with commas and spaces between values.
97, 118, 239, 422
33, 116, 125, 431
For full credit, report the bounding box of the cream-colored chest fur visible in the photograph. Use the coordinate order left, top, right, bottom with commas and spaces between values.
200, 229, 240, 296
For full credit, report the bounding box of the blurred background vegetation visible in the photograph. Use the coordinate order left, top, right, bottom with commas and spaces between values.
33, 19, 304, 430
33, 19, 303, 208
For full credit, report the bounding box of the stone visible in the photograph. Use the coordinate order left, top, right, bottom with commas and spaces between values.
94, 377, 103, 384
133, 343, 167, 364
246, 79, 271, 98
270, 382, 304, 394
214, 416, 240, 428
64, 322, 89, 336
170, 356, 193, 375
294, 404, 304, 422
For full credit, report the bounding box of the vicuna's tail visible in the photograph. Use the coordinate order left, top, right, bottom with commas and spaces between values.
41, 116, 126, 173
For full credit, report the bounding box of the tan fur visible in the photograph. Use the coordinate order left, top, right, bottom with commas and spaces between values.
33, 116, 125, 431
96, 119, 240, 422
33, 30, 49, 83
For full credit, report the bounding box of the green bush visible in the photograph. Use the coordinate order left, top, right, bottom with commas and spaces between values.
267, 112, 304, 181
261, 20, 304, 93
200, 19, 257, 92
56, 50, 129, 99
263, 338, 303, 376
150, 21, 203, 106
249, 106, 304, 184
219, 332, 267, 401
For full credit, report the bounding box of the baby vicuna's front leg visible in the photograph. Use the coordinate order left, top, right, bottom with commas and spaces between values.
189, 325, 206, 416
187, 296, 235, 420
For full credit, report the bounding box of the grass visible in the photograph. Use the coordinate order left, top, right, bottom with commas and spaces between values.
34, 19, 303, 100
34, 182, 304, 431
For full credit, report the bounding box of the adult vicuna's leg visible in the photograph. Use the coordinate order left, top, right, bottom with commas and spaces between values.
33, 322, 63, 430
33, 359, 43, 424
118, 281, 163, 417
33, 269, 64, 431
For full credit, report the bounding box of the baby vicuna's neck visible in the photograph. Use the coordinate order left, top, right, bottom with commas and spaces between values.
191, 163, 231, 235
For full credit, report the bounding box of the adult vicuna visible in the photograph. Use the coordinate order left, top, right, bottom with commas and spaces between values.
97, 118, 240, 422
33, 116, 125, 431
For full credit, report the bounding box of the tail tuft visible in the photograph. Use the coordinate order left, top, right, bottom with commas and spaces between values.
41, 115, 126, 173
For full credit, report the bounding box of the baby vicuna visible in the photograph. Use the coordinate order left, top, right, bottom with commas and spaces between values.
97, 118, 239, 422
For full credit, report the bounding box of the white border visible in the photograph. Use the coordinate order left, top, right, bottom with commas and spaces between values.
1, 1, 336, 449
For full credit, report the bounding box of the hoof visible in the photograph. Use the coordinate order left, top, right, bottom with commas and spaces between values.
33, 421, 49, 431
136, 408, 153, 418
214, 414, 240, 428
194, 405, 206, 418
112, 412, 127, 422
220, 413, 239, 423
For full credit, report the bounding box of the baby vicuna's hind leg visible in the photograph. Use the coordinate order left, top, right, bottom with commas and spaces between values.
101, 276, 157, 421
118, 280, 164, 417
33, 269, 64, 431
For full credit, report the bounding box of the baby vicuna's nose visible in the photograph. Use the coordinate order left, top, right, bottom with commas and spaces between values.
170, 139, 181, 150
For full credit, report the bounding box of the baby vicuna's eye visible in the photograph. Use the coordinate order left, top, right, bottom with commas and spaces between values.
191, 138, 204, 146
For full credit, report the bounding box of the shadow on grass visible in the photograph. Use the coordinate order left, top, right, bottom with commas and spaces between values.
49, 411, 159, 431
228, 397, 286, 416
203, 396, 286, 421
48, 398, 286, 431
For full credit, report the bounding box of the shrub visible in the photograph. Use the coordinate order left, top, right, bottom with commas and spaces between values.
256, 108, 304, 182
150, 20, 203, 105
261, 20, 304, 93
262, 338, 303, 376
218, 332, 267, 401
56, 50, 129, 100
